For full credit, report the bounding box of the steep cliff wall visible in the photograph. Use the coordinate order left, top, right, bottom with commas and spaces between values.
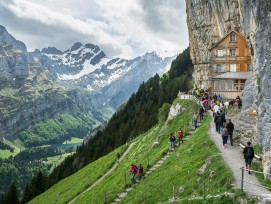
186, 0, 271, 173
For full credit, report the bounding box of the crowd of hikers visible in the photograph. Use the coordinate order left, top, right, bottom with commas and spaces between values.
179, 88, 254, 175
127, 89, 254, 183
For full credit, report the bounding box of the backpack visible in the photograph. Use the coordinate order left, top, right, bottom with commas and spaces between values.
245, 147, 253, 158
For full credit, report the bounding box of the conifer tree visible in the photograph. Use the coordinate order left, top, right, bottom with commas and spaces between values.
5, 183, 19, 204
21, 183, 33, 204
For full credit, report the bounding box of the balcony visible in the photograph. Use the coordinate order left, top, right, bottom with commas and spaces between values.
212, 72, 253, 79
213, 55, 251, 61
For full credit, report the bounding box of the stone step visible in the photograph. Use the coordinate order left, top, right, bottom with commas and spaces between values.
126, 187, 133, 192
118, 192, 127, 198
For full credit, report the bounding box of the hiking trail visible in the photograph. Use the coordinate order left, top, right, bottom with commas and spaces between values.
208, 114, 271, 200
68, 142, 136, 204
110, 122, 201, 204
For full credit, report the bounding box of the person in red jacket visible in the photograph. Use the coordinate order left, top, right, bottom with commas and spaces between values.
129, 164, 138, 183
177, 128, 183, 145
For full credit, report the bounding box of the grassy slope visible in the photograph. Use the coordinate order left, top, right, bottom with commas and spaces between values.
0, 139, 20, 159
0, 149, 19, 159
29, 146, 128, 204
45, 153, 73, 173
73, 100, 198, 204
29, 100, 236, 204
63, 137, 84, 144
121, 116, 234, 204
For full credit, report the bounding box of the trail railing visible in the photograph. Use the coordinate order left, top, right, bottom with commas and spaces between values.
179, 94, 201, 105
240, 167, 271, 192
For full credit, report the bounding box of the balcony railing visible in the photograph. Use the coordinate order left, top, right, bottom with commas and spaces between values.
213, 55, 251, 61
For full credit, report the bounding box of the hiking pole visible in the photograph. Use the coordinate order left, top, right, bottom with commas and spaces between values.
173, 186, 176, 203
104, 191, 106, 204
124, 173, 127, 186
203, 182, 206, 200
241, 167, 244, 192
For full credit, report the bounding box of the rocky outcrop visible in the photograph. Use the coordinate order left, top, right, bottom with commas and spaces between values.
0, 26, 29, 88
185, 0, 271, 171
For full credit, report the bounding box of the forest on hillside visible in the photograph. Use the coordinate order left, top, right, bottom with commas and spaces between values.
0, 47, 193, 204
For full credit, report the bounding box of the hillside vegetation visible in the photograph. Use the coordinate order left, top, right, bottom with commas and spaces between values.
29, 100, 238, 204
0, 48, 193, 203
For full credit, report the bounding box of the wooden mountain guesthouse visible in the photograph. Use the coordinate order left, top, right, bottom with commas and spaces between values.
209, 30, 253, 99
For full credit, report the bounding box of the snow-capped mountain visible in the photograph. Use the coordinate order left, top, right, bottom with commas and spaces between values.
39, 42, 176, 96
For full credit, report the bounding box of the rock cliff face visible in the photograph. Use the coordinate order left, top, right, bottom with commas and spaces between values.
185, 0, 271, 173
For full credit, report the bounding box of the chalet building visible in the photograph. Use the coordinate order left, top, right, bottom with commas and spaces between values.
209, 31, 253, 99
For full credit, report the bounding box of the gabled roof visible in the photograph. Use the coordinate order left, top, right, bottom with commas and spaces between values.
209, 30, 246, 51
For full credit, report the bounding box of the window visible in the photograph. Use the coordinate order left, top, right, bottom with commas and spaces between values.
240, 80, 246, 90
248, 64, 253, 71
230, 64, 237, 72
230, 34, 236, 42
234, 80, 239, 90
216, 49, 223, 57
229, 49, 236, 56
227, 80, 233, 90
215, 81, 220, 91
220, 80, 226, 91
216, 64, 223, 72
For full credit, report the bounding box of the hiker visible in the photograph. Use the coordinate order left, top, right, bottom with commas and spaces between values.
199, 106, 204, 122
220, 110, 226, 130
138, 164, 144, 181
243, 141, 255, 174
220, 103, 226, 115
226, 119, 235, 146
116, 152, 120, 162
213, 103, 220, 114
221, 124, 229, 149
130, 164, 138, 183
177, 128, 183, 145
193, 113, 198, 130
169, 133, 176, 150
214, 112, 222, 133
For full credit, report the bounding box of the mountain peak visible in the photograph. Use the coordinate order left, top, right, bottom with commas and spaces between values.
0, 25, 27, 52
41, 47, 63, 55
70, 42, 83, 52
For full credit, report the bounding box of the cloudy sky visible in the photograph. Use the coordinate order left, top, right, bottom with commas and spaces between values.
0, 0, 188, 58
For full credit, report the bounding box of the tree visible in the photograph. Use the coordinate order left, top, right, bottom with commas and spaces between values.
5, 183, 19, 204
21, 183, 33, 204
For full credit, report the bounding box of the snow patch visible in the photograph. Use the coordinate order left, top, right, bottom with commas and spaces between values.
87, 85, 93, 91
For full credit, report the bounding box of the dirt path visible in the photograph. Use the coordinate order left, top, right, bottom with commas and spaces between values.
208, 117, 271, 200
111, 124, 199, 204
68, 142, 136, 204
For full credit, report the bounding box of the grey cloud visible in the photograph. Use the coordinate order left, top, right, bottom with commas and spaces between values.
138, 0, 186, 33
0, 4, 124, 57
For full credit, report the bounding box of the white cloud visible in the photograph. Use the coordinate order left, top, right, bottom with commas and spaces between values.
0, 0, 188, 58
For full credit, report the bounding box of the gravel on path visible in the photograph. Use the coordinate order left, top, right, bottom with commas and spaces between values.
208, 116, 271, 199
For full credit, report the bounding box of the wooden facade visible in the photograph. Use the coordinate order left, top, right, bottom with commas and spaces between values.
209, 31, 253, 99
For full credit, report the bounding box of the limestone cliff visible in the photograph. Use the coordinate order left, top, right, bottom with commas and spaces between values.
185, 0, 271, 173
